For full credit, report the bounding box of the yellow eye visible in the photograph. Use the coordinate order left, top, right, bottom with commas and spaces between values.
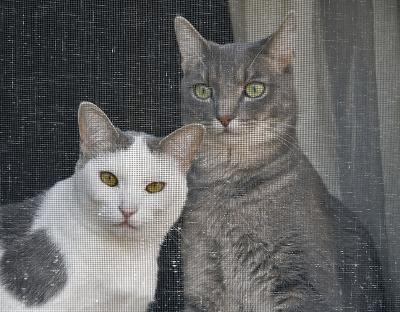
145, 182, 165, 194
244, 82, 266, 98
100, 171, 118, 187
193, 84, 212, 100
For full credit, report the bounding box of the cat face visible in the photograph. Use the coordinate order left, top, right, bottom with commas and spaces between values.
77, 138, 185, 238
74, 102, 204, 239
175, 15, 296, 153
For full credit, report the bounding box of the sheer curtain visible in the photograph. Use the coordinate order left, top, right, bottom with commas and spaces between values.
229, 0, 400, 307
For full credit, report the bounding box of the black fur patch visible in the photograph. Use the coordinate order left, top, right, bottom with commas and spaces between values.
0, 230, 67, 306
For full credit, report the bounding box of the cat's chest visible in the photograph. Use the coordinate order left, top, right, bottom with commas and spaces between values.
186, 166, 298, 241
59, 240, 159, 311
186, 180, 258, 234
70, 248, 155, 285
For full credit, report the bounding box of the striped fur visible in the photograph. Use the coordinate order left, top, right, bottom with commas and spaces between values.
175, 15, 386, 312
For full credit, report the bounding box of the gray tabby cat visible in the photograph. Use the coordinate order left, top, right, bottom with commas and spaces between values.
174, 13, 386, 312
0, 102, 204, 312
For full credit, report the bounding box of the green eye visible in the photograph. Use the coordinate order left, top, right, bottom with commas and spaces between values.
145, 182, 165, 194
193, 84, 212, 100
100, 171, 118, 187
244, 82, 266, 98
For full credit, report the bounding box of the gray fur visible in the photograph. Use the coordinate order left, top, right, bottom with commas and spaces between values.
0, 195, 67, 306
0, 195, 43, 247
75, 129, 147, 169
175, 15, 385, 311
0, 230, 67, 306
75, 102, 136, 169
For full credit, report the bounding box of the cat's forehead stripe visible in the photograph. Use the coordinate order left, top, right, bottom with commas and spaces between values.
115, 135, 166, 169
208, 45, 253, 84
134, 135, 147, 149
130, 135, 151, 156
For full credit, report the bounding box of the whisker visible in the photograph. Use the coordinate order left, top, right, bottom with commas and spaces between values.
275, 136, 296, 152
265, 126, 302, 152
269, 121, 338, 141
247, 40, 269, 72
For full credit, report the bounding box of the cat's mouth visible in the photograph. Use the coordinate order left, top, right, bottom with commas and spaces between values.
221, 128, 238, 136
212, 121, 257, 138
209, 119, 243, 136
116, 221, 136, 230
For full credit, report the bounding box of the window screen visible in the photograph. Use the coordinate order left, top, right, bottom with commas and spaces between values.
0, 0, 399, 311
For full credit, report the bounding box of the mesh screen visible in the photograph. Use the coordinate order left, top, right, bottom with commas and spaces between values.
0, 0, 399, 311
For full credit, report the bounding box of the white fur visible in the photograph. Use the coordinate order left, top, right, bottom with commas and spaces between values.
0, 136, 187, 312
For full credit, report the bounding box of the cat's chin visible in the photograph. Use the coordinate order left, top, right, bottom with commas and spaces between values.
211, 128, 236, 136
104, 222, 139, 236
208, 119, 246, 137
108, 227, 140, 240
208, 125, 241, 137
113, 222, 139, 233
116, 222, 137, 230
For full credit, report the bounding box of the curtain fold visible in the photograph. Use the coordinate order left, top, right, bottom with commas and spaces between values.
373, 0, 400, 306
320, 0, 392, 305
229, 0, 399, 307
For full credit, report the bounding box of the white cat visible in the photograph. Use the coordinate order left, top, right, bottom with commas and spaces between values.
0, 102, 204, 312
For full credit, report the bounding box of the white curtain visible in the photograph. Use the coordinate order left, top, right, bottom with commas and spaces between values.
229, 0, 400, 305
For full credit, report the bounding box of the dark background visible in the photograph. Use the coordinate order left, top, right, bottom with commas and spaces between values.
0, 0, 233, 310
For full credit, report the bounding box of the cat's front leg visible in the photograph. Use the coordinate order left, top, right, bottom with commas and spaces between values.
231, 233, 337, 312
182, 220, 225, 312
183, 293, 243, 312
185, 295, 242, 312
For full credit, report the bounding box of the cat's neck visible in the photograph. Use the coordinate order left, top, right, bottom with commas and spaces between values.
200, 129, 299, 165
32, 177, 80, 233
191, 136, 302, 185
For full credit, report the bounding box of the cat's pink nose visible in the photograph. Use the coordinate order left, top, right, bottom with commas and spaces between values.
120, 208, 136, 218
217, 115, 233, 127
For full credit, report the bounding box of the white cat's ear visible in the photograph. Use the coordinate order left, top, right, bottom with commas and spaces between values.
174, 16, 208, 72
266, 11, 296, 72
78, 102, 124, 158
159, 124, 205, 172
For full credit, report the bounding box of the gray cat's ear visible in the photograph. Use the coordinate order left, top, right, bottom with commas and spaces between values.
159, 124, 205, 172
266, 11, 296, 72
78, 102, 121, 158
174, 16, 208, 72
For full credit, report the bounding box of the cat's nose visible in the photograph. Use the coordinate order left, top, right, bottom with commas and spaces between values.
119, 208, 137, 218
217, 115, 233, 127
